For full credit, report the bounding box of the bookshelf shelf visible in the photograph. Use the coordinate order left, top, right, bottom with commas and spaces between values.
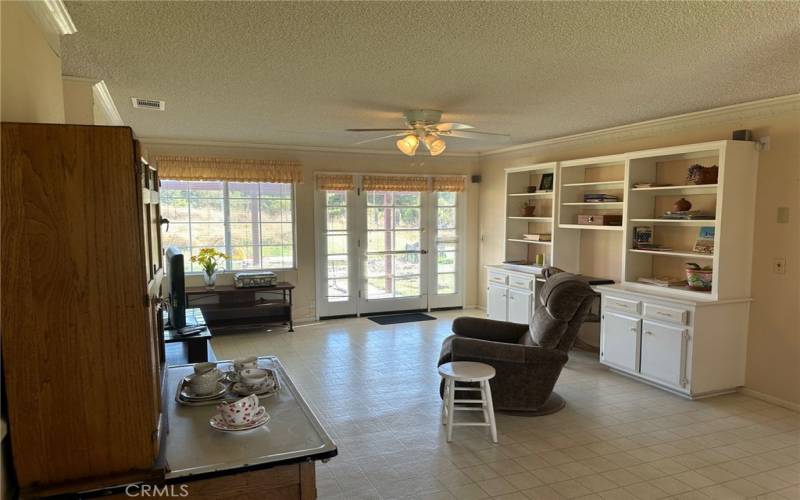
629, 218, 716, 226
559, 224, 623, 231
508, 192, 553, 198
507, 216, 552, 222
631, 184, 718, 195
561, 202, 623, 207
629, 249, 714, 259
507, 239, 552, 245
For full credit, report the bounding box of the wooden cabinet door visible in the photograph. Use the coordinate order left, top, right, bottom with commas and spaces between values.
1, 124, 160, 489
640, 320, 687, 388
487, 285, 508, 321
507, 289, 532, 324
601, 312, 640, 373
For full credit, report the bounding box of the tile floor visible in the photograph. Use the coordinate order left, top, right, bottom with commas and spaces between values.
210, 309, 800, 500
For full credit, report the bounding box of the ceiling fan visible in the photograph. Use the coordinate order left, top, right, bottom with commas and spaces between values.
347, 109, 510, 156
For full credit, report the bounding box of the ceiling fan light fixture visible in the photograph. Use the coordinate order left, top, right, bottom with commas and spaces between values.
396, 134, 419, 156
424, 134, 446, 156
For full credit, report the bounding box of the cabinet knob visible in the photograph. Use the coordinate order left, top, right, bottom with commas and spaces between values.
629, 327, 638, 333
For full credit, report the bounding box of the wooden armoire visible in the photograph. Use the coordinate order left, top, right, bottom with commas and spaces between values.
1, 123, 166, 494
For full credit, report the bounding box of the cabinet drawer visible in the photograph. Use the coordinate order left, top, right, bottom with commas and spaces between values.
508, 275, 534, 291
605, 295, 641, 314
488, 271, 508, 286
644, 303, 688, 325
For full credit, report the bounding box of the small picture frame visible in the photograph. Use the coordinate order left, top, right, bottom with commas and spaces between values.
538, 173, 554, 192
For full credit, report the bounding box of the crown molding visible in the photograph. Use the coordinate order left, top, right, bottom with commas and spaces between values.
139, 137, 478, 158
23, 0, 76, 55
92, 80, 124, 126
481, 93, 800, 157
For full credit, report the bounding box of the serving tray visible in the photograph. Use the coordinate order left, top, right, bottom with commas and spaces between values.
175, 361, 280, 406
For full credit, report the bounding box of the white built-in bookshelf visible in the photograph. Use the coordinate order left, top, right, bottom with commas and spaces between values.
501, 141, 759, 301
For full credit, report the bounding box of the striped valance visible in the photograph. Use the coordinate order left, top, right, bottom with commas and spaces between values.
362, 175, 429, 192
432, 176, 466, 192
316, 174, 355, 191
155, 156, 303, 183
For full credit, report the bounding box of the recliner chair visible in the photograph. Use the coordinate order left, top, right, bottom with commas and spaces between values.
438, 269, 597, 414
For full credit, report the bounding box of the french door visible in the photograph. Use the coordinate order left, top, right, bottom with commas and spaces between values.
316, 180, 464, 318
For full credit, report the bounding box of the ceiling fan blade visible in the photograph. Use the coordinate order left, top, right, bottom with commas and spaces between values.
444, 130, 511, 142
432, 122, 474, 132
346, 128, 412, 132
353, 133, 407, 145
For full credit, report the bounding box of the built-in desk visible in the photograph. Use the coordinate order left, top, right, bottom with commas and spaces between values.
162, 356, 336, 498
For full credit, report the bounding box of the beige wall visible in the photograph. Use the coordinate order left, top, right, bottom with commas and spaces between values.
142, 142, 481, 320
0, 2, 64, 123
62, 78, 95, 124
478, 103, 800, 406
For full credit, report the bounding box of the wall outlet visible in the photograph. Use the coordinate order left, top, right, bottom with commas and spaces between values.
773, 258, 786, 274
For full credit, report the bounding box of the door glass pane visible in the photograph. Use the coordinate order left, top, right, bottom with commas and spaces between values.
435, 192, 458, 295
365, 190, 423, 299
323, 191, 350, 302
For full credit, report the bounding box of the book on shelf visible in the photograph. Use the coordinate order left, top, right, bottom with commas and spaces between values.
692, 226, 715, 254
637, 276, 687, 287
632, 226, 653, 248
661, 210, 715, 220
632, 182, 673, 188
583, 193, 619, 203
522, 233, 551, 241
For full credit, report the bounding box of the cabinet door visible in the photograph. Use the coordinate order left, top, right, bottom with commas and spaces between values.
508, 289, 532, 324
487, 285, 508, 321
601, 312, 640, 372
641, 320, 687, 387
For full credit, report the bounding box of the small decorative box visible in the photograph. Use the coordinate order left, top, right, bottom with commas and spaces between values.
577, 214, 622, 226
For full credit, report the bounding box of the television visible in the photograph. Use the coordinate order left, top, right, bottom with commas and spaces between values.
165, 246, 186, 329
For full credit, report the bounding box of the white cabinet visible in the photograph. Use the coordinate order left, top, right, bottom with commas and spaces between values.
640, 320, 687, 387
485, 267, 539, 324
598, 286, 750, 398
487, 284, 508, 321
508, 289, 533, 324
601, 312, 640, 372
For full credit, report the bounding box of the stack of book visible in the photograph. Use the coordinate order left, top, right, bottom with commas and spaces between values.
637, 276, 687, 287
661, 210, 715, 220
583, 193, 619, 203
523, 233, 551, 241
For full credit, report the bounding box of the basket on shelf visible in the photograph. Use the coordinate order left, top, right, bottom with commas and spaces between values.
687, 164, 719, 185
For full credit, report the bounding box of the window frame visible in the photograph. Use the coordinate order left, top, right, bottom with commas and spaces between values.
160, 179, 297, 273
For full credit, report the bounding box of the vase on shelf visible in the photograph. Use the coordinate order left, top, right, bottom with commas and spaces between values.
203, 271, 218, 290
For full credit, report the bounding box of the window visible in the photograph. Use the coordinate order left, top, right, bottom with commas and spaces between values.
160, 180, 294, 271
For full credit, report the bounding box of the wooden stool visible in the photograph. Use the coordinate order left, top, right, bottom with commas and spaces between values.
438, 361, 498, 443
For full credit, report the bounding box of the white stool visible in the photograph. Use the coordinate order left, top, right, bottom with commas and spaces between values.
438, 361, 498, 443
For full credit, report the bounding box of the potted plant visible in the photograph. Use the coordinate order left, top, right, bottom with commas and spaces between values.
521, 201, 536, 217
192, 248, 229, 290
685, 262, 713, 291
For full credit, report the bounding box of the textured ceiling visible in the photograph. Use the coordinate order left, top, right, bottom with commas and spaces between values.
61, 1, 800, 153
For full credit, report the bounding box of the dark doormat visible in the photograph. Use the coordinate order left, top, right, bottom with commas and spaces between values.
368, 312, 437, 325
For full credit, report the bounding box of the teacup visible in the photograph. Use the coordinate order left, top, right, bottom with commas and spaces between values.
239, 368, 269, 387
233, 356, 258, 373
188, 370, 218, 396
194, 362, 217, 375
218, 394, 259, 426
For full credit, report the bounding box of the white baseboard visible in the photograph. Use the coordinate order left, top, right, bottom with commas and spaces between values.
739, 387, 800, 413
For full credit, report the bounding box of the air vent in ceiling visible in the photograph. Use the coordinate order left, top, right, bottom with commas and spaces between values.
131, 97, 165, 111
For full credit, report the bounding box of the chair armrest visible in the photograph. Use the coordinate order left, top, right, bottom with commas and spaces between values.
449, 337, 568, 365
452, 316, 529, 343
